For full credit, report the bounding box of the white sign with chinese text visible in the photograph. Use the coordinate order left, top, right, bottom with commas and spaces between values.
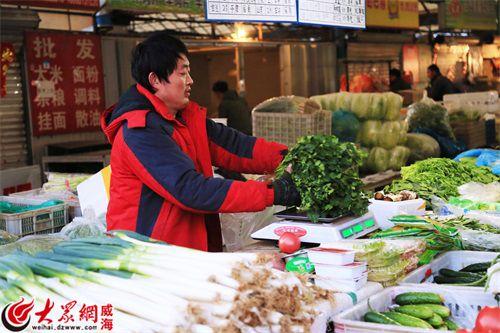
206, 0, 297, 23
298, 0, 365, 28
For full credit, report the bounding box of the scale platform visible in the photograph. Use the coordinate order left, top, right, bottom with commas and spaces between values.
251, 210, 378, 244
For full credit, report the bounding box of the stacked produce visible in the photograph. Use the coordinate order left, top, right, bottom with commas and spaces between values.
311, 92, 411, 173
385, 158, 499, 202
276, 135, 368, 222
363, 292, 460, 330
0, 231, 334, 333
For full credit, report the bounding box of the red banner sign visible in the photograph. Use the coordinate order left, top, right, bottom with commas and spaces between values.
1, 0, 100, 11
25, 31, 105, 136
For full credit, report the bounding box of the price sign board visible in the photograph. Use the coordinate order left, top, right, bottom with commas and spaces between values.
206, 0, 298, 23
298, 0, 366, 28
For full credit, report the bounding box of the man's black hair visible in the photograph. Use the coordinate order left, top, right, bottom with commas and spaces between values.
131, 32, 188, 93
427, 64, 441, 74
212, 81, 228, 93
389, 68, 402, 78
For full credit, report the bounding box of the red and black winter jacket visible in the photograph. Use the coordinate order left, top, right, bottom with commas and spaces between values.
101, 84, 286, 251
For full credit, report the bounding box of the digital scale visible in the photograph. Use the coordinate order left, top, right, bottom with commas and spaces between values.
251, 209, 379, 244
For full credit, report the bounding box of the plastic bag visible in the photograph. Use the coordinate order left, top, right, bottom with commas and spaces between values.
220, 206, 281, 252
388, 146, 410, 171
366, 147, 390, 173
378, 121, 401, 149
384, 92, 403, 121
350, 93, 370, 119
407, 97, 455, 140
331, 110, 360, 142
253, 95, 305, 113
458, 182, 500, 203
459, 228, 500, 251
405, 133, 441, 163
360, 120, 382, 147
0, 234, 68, 256
60, 216, 106, 239
0, 199, 63, 214
367, 94, 386, 120
412, 127, 465, 158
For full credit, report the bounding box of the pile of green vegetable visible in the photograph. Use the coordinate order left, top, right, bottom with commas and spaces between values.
432, 258, 498, 287
277, 135, 368, 222
407, 99, 455, 140
364, 292, 460, 330
385, 158, 499, 201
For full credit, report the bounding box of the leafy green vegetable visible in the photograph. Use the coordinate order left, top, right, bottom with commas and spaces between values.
385, 158, 499, 201
442, 216, 500, 234
276, 135, 368, 222
407, 100, 455, 140
405, 133, 440, 163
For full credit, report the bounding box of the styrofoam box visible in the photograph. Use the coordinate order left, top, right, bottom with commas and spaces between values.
368, 198, 426, 230
400, 250, 498, 289
334, 284, 498, 333
314, 273, 368, 293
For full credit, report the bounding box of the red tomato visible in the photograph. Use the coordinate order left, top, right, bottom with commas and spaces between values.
475, 307, 500, 333
278, 232, 301, 254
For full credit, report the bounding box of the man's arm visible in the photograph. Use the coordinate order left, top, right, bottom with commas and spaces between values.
118, 112, 274, 213
206, 118, 287, 174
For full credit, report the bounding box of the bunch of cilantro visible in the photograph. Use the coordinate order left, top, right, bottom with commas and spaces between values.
276, 135, 368, 222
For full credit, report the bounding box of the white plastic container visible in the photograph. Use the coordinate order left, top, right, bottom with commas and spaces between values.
314, 262, 367, 280
400, 250, 497, 289
314, 273, 368, 292
334, 284, 497, 333
307, 247, 356, 265
368, 198, 426, 230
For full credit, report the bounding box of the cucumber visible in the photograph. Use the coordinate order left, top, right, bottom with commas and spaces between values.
382, 311, 433, 329
364, 311, 401, 325
436, 325, 448, 331
434, 275, 483, 285
438, 268, 483, 278
420, 304, 451, 318
395, 305, 434, 319
427, 313, 444, 328
460, 262, 491, 273
395, 292, 443, 305
444, 318, 460, 330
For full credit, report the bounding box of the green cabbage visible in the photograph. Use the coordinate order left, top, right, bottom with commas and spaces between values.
366, 147, 390, 173
360, 120, 382, 147
378, 121, 401, 149
367, 94, 386, 120
350, 93, 370, 119
384, 92, 403, 121
388, 146, 411, 171
405, 133, 441, 163
337, 92, 351, 111
398, 121, 409, 145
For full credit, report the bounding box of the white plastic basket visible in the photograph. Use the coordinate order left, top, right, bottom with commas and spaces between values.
400, 251, 497, 289
334, 284, 497, 333
10, 188, 81, 219
0, 196, 68, 236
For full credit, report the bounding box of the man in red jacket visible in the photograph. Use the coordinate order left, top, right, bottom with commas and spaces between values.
101, 32, 300, 251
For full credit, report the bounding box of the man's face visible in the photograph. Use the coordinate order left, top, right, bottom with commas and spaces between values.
427, 69, 434, 80
154, 54, 193, 111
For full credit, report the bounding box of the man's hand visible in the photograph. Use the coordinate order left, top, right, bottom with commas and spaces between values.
272, 172, 301, 207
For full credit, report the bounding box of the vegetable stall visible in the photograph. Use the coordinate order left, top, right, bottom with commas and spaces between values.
1, 93, 499, 332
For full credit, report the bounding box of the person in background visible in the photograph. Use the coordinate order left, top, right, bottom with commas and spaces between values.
426, 64, 457, 101
101, 33, 299, 252
212, 81, 252, 135
389, 68, 411, 92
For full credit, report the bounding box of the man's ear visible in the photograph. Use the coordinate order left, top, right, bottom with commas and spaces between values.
148, 72, 160, 91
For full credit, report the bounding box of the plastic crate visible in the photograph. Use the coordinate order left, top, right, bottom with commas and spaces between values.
334, 284, 497, 333
451, 120, 486, 149
252, 111, 331, 147
10, 188, 82, 220
0, 196, 68, 236
400, 250, 497, 289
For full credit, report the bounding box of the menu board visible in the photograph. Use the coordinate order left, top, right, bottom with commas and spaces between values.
298, 0, 366, 28
206, 0, 298, 23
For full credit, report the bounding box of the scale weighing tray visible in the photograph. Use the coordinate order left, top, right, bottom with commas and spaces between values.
251, 210, 378, 244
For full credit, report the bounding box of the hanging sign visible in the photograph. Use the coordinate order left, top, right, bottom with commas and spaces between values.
440, 0, 498, 31
298, 0, 366, 28
206, 0, 297, 23
1, 0, 100, 11
25, 31, 105, 136
366, 0, 419, 29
